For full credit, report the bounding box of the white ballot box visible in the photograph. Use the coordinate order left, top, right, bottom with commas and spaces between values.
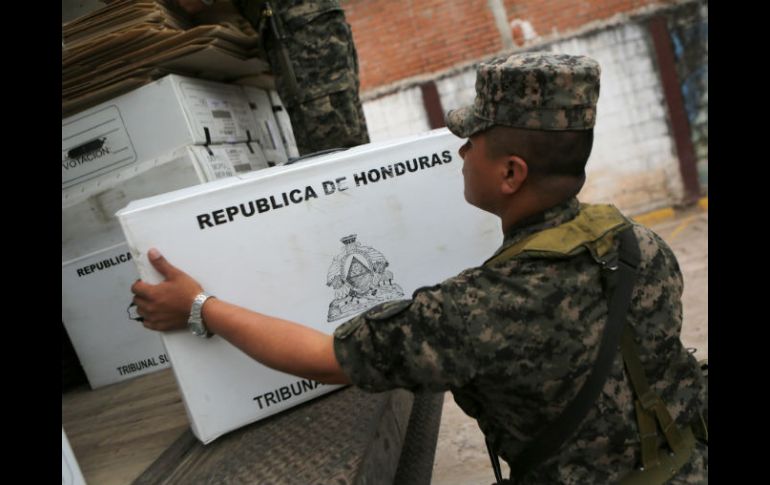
242, 86, 289, 166
117, 128, 501, 443
62, 428, 87, 485
63, 143, 268, 262
62, 143, 268, 388
62, 74, 259, 193
62, 243, 172, 389
268, 89, 300, 159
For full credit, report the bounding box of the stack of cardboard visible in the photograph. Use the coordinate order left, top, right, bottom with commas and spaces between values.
62, 0, 270, 117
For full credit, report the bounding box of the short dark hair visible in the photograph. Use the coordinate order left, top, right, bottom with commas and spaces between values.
485, 126, 594, 178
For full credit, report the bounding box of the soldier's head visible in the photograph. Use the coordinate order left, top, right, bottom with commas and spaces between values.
446, 53, 600, 220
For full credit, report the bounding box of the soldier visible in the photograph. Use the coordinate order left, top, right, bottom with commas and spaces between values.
132, 53, 707, 483
176, 0, 369, 155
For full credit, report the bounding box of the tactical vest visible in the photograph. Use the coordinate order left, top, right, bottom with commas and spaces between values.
483, 204, 705, 485
484, 203, 630, 267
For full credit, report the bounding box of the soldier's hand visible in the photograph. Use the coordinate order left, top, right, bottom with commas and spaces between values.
130, 248, 203, 332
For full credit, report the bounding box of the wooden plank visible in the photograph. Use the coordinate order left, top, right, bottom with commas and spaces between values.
63, 368, 417, 484
62, 369, 189, 485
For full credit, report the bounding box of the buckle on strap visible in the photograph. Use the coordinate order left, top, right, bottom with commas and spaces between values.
599, 255, 619, 271
618, 427, 697, 485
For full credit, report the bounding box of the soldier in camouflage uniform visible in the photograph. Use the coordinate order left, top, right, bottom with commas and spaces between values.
242, 0, 370, 155
177, 0, 369, 155
132, 53, 707, 483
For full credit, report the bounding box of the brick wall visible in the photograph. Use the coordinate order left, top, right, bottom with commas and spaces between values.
500, 0, 676, 46
343, 0, 502, 91
351, 0, 707, 213
362, 10, 711, 214
343, 0, 678, 92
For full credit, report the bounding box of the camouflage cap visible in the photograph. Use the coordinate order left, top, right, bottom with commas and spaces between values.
445, 53, 601, 138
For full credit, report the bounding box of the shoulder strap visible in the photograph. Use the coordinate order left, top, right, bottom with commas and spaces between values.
488, 226, 641, 483
620, 327, 695, 477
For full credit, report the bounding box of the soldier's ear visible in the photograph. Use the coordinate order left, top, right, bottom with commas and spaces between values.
501, 156, 528, 195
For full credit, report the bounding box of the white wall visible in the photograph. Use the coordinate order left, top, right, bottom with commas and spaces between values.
362, 87, 431, 143
362, 22, 686, 215
548, 24, 684, 214
435, 69, 477, 114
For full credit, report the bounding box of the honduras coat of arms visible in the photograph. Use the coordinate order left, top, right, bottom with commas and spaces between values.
326, 234, 404, 322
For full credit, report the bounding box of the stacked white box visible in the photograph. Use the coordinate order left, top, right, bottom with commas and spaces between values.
62, 243, 172, 388
62, 74, 269, 389
116, 128, 501, 443
268, 89, 300, 159
189, 143, 269, 182
62, 143, 267, 262
62, 74, 259, 199
62, 428, 87, 485
62, 143, 268, 389
242, 86, 289, 166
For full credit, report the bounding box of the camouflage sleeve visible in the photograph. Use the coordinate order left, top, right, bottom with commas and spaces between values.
332, 280, 478, 393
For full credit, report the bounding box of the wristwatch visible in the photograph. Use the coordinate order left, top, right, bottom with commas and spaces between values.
188, 292, 215, 338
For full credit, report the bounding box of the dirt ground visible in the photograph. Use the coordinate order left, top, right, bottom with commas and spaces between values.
431, 205, 708, 485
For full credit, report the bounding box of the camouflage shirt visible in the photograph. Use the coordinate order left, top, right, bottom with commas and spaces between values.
333, 197, 707, 483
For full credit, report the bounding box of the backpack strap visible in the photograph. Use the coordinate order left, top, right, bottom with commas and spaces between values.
617, 330, 697, 484
488, 226, 641, 483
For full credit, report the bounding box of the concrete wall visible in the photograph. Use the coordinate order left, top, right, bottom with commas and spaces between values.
359, 1, 708, 214
362, 87, 431, 142
62, 0, 706, 214
554, 24, 683, 214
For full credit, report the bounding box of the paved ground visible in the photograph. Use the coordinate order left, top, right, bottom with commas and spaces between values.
431, 202, 708, 484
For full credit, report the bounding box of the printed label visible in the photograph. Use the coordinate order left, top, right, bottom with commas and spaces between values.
180, 81, 257, 143
62, 106, 137, 188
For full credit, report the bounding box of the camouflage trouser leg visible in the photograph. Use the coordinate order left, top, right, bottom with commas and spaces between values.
272, 8, 369, 154
286, 88, 370, 154
234, 0, 369, 155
